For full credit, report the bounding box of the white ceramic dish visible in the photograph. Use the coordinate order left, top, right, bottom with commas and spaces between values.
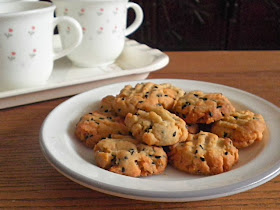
0, 36, 168, 109
40, 79, 280, 202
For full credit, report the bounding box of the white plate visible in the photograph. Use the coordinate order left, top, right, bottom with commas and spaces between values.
39, 79, 280, 202
0, 36, 168, 109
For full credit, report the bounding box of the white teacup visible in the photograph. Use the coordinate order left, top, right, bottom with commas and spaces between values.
52, 0, 143, 67
0, 1, 83, 90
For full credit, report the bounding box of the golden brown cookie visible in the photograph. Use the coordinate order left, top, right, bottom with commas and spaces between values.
168, 131, 239, 175
124, 106, 188, 146
173, 91, 235, 124
94, 138, 168, 177
211, 110, 266, 149
75, 111, 129, 148
112, 82, 185, 117
99, 95, 116, 114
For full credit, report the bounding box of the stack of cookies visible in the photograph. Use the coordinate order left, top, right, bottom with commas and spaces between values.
75, 82, 266, 177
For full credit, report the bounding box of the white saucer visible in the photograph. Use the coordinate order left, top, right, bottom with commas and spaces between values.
40, 79, 280, 202
0, 36, 169, 109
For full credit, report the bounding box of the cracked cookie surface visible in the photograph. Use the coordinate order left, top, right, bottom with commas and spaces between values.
168, 131, 239, 175
173, 91, 235, 124
125, 106, 188, 146
112, 82, 185, 117
75, 111, 129, 148
94, 138, 168, 177
211, 110, 266, 149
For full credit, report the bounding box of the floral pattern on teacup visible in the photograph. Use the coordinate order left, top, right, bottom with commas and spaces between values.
97, 8, 104, 16
28, 26, 36, 36
8, 52, 16, 61
97, 27, 104, 34
66, 26, 71, 34
30, 49, 37, 58
64, 8, 69, 15
112, 25, 118, 33
79, 8, 85, 16
4, 28, 13, 38
113, 8, 119, 15
82, 27, 86, 34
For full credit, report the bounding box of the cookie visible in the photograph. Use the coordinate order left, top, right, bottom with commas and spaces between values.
124, 106, 188, 146
211, 110, 266, 149
99, 95, 116, 114
75, 111, 129, 148
173, 91, 235, 124
113, 82, 185, 117
168, 131, 239, 175
94, 138, 168, 177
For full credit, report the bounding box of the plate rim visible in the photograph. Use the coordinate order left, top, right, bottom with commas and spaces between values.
39, 78, 280, 202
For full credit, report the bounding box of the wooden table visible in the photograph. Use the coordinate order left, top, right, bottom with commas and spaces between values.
1, 51, 280, 209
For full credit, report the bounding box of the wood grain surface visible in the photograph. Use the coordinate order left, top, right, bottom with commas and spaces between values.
1, 51, 280, 209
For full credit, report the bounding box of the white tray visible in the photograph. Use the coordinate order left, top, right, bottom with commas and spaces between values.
0, 36, 169, 109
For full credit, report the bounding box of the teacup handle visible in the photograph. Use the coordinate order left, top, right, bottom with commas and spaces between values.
52, 16, 83, 60
125, 2, 144, 36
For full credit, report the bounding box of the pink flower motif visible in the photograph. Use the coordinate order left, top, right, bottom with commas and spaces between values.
11, 52, 16, 56
79, 8, 85, 16
100, 27, 103, 31
65, 8, 68, 12
32, 26, 35, 30
33, 49, 37, 53
100, 8, 104, 12
9, 28, 13, 33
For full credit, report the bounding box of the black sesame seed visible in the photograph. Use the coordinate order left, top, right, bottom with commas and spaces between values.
225, 152, 228, 155
200, 97, 208, 101
200, 157, 205, 161
122, 167, 125, 172
144, 94, 148, 98
224, 132, 228, 138
138, 101, 144, 104
107, 117, 112, 120
89, 112, 93, 115
209, 112, 213, 117
104, 109, 109, 113
134, 160, 138, 165
182, 114, 187, 118
234, 116, 238, 119
121, 98, 125, 101
156, 94, 162, 97
118, 109, 121, 112
95, 121, 100, 125
155, 156, 161, 159
195, 150, 198, 154
129, 131, 133, 136
124, 156, 128, 159
157, 103, 162, 106
182, 102, 191, 109
86, 134, 93, 140
164, 94, 169, 97
108, 134, 112, 138
173, 131, 176, 137
217, 105, 222, 108
99, 117, 105, 120
199, 145, 204, 149
129, 149, 135, 155
154, 86, 158, 88
194, 94, 199, 97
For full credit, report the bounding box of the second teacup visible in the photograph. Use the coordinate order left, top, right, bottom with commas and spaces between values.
53, 0, 143, 67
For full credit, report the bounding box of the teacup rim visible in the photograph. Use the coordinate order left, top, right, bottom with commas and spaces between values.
0, 1, 55, 17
